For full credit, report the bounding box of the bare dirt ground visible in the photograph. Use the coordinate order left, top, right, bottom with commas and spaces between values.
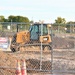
0, 48, 51, 75
0, 48, 75, 75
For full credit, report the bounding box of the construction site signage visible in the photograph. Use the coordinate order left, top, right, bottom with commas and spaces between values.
0, 37, 9, 49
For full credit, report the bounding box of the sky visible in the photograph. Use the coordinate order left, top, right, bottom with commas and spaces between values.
0, 0, 75, 23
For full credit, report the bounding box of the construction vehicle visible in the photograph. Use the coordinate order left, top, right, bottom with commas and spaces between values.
10, 23, 52, 52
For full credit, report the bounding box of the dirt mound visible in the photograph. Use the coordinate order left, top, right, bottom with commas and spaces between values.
0, 51, 51, 75
0, 51, 17, 74
52, 37, 74, 49
0, 51, 17, 67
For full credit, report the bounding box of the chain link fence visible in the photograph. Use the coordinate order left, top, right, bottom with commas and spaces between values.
0, 22, 75, 75
51, 23, 75, 75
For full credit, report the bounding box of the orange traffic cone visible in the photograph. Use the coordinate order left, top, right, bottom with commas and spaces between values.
21, 59, 27, 75
15, 60, 21, 75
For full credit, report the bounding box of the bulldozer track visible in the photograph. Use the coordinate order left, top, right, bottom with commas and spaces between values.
4, 50, 51, 55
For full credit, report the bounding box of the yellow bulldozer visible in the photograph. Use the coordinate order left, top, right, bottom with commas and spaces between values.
10, 23, 52, 52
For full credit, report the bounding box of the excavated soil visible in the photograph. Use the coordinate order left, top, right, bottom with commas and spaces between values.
0, 50, 51, 75
0, 49, 75, 75
0, 51, 17, 75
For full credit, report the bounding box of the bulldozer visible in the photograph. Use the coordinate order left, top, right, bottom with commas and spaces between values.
10, 23, 52, 52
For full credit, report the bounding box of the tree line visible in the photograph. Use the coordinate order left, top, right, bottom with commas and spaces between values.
0, 15, 30, 23
55, 17, 75, 24
0, 15, 75, 24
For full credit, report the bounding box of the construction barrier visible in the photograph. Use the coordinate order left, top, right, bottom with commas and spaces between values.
15, 60, 21, 75
15, 59, 27, 75
21, 59, 27, 75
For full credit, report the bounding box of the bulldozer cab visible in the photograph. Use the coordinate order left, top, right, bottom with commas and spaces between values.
29, 23, 51, 43
29, 24, 39, 40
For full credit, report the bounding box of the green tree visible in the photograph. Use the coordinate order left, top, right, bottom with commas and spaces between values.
66, 21, 75, 33
30, 20, 34, 24
8, 15, 30, 22
67, 21, 75, 24
8, 15, 30, 30
0, 15, 5, 22
4, 19, 8, 22
55, 17, 66, 24
53, 17, 66, 33
8, 15, 17, 22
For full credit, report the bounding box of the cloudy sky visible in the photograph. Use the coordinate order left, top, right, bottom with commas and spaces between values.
0, 0, 75, 23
